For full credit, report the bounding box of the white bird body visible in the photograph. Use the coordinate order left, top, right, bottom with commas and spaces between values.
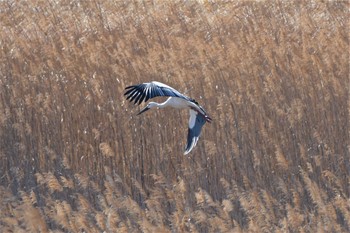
152, 97, 187, 109
124, 81, 212, 154
149, 97, 204, 112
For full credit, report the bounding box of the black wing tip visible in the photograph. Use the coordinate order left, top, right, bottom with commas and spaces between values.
124, 83, 143, 91
184, 145, 192, 155
184, 123, 199, 155
124, 85, 136, 96
184, 137, 197, 155
124, 84, 147, 105
125, 85, 137, 90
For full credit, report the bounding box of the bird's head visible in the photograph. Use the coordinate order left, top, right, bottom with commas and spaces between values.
137, 102, 158, 115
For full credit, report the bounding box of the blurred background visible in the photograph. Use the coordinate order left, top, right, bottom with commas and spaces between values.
0, 0, 349, 232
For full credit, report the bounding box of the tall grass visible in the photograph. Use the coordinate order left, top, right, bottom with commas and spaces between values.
0, 0, 349, 231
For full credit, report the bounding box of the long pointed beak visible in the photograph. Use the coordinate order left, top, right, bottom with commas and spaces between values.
137, 106, 150, 115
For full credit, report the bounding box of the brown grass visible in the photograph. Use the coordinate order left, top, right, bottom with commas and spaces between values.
0, 0, 349, 232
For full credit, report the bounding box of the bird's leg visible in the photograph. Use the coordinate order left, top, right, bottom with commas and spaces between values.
183, 86, 193, 95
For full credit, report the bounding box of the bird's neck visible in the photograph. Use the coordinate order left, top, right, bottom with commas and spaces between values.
155, 98, 172, 108
155, 101, 167, 108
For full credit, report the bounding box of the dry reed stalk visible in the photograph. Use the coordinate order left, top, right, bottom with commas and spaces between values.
105, 207, 120, 231
53, 201, 71, 231
286, 204, 304, 230
77, 193, 91, 213
60, 176, 74, 189
274, 145, 289, 170
95, 212, 106, 231
222, 199, 233, 214
19, 202, 48, 233
74, 173, 89, 189
300, 168, 327, 216
44, 172, 63, 193
99, 142, 114, 158
73, 212, 93, 232
332, 195, 350, 228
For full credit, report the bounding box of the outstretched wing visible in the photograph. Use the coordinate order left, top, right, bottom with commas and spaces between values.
184, 109, 206, 155
124, 81, 191, 105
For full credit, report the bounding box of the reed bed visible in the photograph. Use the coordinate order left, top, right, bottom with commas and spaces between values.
0, 0, 349, 232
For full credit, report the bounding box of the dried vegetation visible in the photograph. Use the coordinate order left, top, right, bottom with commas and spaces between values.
0, 0, 349, 232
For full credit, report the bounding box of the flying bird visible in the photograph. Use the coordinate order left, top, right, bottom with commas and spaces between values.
124, 81, 212, 155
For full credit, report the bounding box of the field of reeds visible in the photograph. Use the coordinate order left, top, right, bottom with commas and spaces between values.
0, 0, 349, 232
